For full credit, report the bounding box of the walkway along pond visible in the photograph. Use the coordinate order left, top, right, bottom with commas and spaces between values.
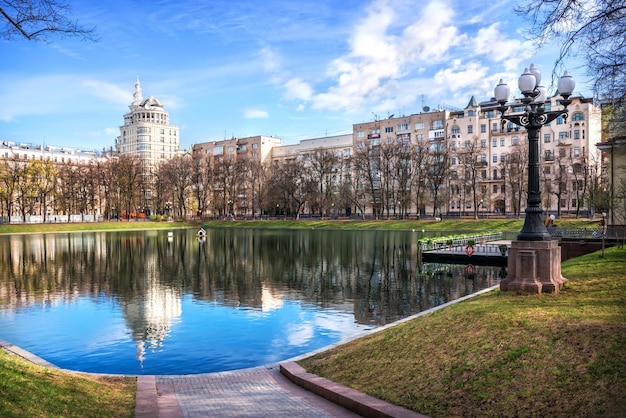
0, 228, 504, 375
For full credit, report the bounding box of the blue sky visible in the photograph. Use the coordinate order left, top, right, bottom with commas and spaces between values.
0, 0, 590, 151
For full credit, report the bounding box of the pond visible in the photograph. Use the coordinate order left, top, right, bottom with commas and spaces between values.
0, 228, 504, 375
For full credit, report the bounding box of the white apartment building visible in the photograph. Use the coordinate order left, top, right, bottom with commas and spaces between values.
116, 78, 180, 170
0, 141, 105, 165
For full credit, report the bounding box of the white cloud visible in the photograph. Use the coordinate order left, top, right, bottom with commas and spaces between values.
309, 0, 463, 111
283, 78, 313, 101
245, 109, 269, 119
473, 23, 529, 71
82, 79, 132, 105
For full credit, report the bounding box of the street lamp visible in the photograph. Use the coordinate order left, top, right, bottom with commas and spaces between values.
494, 64, 575, 240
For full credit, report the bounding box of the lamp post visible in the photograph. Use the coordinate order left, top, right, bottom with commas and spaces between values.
494, 64, 575, 240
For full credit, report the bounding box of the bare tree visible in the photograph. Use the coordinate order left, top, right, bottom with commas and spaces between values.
56, 162, 80, 221
160, 155, 193, 219
191, 157, 213, 219
28, 159, 57, 221
410, 138, 430, 218
426, 140, 452, 217
0, 157, 23, 222
517, 0, 626, 100
114, 155, 142, 220
246, 159, 267, 219
305, 149, 340, 218
455, 137, 487, 219
352, 145, 383, 219
269, 159, 312, 219
0, 0, 97, 42
502, 144, 528, 217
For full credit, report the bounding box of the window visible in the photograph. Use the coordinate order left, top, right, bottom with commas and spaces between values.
500, 138, 505, 147
464, 140, 470, 148
556, 115, 564, 124
573, 147, 580, 157
397, 123, 410, 131
431, 120, 444, 129
511, 136, 519, 146
480, 139, 487, 148
451, 126, 460, 134
481, 124, 487, 133
468, 110, 475, 116
572, 112, 584, 121
227, 146, 234, 152
574, 130, 580, 139
559, 132, 568, 141
492, 138, 498, 147
559, 148, 566, 158
357, 131, 365, 138
493, 155, 498, 163
451, 156, 457, 165
416, 134, 425, 140
415, 122, 425, 129
252, 143, 258, 149
451, 141, 456, 148
500, 154, 506, 162
544, 133, 551, 143
384, 126, 394, 133
492, 123, 498, 132
481, 154, 487, 162
467, 125, 473, 134
493, 185, 498, 193
214, 146, 224, 155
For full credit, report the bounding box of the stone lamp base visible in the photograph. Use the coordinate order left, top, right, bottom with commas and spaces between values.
500, 240, 567, 294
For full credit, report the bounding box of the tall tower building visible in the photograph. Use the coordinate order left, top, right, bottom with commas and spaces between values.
116, 77, 180, 168
116, 77, 180, 214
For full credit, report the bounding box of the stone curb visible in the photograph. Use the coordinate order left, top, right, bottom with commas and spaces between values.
280, 362, 429, 418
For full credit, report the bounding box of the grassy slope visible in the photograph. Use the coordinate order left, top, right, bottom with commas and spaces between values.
0, 350, 135, 417
299, 246, 626, 417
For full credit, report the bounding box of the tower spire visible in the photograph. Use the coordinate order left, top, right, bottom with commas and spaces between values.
132, 76, 143, 106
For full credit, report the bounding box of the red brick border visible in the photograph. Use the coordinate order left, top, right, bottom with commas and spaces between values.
280, 362, 429, 418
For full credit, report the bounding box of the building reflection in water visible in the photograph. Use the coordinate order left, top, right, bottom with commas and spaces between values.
0, 228, 502, 372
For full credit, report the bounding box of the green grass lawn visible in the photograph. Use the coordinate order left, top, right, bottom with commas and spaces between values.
0, 216, 599, 235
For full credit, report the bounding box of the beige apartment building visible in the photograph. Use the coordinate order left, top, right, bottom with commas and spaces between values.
187, 95, 601, 219
191, 135, 280, 165
343, 96, 602, 218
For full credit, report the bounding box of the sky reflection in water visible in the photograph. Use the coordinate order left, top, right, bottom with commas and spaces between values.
0, 228, 502, 374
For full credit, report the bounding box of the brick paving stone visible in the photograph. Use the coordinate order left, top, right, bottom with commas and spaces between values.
154, 366, 348, 418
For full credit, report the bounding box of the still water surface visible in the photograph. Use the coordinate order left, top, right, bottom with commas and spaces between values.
0, 228, 503, 375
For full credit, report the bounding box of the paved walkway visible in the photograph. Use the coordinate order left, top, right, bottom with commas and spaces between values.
136, 364, 365, 418
135, 361, 427, 418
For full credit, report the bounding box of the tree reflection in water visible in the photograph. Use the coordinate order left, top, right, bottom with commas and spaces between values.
0, 229, 502, 374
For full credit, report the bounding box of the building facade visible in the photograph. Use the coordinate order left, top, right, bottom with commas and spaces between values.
116, 78, 180, 168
